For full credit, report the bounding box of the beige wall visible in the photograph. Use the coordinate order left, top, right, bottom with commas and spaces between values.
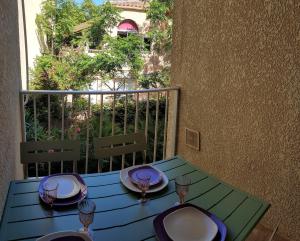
171, 1, 299, 240
0, 0, 22, 219
22, 0, 43, 70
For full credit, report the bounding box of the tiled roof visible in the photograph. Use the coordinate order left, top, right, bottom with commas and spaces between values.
110, 0, 148, 10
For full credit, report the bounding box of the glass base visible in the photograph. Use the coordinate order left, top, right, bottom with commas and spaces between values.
79, 227, 93, 240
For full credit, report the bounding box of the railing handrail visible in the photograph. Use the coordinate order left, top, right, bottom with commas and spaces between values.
20, 87, 180, 95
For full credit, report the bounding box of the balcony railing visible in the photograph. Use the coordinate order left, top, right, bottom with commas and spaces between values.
20, 87, 179, 178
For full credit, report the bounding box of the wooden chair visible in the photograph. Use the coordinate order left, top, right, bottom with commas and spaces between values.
20, 140, 81, 178
93, 132, 147, 171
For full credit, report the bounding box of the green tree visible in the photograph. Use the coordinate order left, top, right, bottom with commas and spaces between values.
33, 0, 172, 91
88, 2, 121, 48
36, 0, 85, 54
30, 48, 96, 90
103, 35, 145, 78
142, 0, 173, 87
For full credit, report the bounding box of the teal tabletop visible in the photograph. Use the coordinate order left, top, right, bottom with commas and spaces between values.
0, 156, 269, 241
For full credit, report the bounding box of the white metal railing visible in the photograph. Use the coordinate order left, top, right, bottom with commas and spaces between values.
20, 87, 179, 177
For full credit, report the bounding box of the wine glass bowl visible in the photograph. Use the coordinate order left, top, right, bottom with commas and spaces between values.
175, 176, 191, 205
78, 199, 96, 235
136, 172, 151, 203
42, 181, 58, 207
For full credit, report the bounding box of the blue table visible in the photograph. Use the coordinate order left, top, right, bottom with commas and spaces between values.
0, 156, 269, 241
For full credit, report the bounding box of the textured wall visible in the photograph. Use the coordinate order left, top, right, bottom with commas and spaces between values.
171, 1, 300, 240
0, 0, 22, 219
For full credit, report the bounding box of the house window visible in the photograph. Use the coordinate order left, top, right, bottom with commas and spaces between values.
144, 37, 151, 51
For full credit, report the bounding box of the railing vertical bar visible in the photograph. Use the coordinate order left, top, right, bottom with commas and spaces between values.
99, 94, 103, 138
85, 94, 91, 174
47, 94, 51, 175
98, 94, 104, 173
20, 93, 28, 178
145, 92, 150, 161
61, 95, 65, 173
110, 94, 116, 172
121, 93, 128, 169
153, 92, 160, 162
47, 94, 51, 136
133, 93, 139, 165
163, 91, 169, 160
33, 95, 38, 177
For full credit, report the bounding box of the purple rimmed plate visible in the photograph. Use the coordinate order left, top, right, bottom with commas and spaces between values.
153, 203, 227, 241
128, 165, 162, 187
36, 231, 92, 241
38, 173, 87, 207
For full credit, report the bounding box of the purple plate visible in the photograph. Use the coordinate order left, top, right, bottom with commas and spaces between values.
153, 203, 227, 241
38, 173, 87, 207
128, 165, 162, 187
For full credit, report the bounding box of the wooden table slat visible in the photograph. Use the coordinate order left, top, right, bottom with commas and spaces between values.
233, 203, 270, 241
209, 190, 248, 220
224, 198, 263, 240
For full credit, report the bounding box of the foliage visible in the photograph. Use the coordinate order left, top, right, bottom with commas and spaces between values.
30, 49, 96, 90
33, 0, 150, 91
36, 0, 85, 54
88, 2, 121, 48
147, 0, 173, 52
138, 69, 170, 89
101, 35, 146, 79
36, 0, 121, 53
146, 0, 173, 85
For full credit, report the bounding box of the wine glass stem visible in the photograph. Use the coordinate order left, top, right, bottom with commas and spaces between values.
180, 196, 184, 204
142, 191, 146, 202
84, 225, 88, 232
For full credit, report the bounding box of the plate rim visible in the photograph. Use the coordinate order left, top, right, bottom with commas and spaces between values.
120, 164, 169, 193
44, 174, 81, 199
162, 206, 218, 241
39, 173, 87, 207
36, 230, 92, 241
153, 203, 227, 241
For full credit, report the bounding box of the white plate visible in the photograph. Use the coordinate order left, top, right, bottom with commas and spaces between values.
163, 206, 218, 241
44, 175, 81, 199
120, 165, 169, 193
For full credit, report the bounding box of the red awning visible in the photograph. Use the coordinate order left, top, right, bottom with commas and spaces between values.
118, 20, 138, 32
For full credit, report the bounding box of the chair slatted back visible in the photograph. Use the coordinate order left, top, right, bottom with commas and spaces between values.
94, 132, 146, 161
20, 140, 81, 177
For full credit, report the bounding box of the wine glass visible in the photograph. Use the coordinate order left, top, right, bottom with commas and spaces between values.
136, 172, 151, 204
175, 175, 191, 205
42, 181, 58, 208
78, 199, 96, 237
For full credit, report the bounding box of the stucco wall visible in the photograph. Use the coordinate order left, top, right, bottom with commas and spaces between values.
0, 0, 22, 219
22, 0, 43, 70
171, 1, 299, 240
